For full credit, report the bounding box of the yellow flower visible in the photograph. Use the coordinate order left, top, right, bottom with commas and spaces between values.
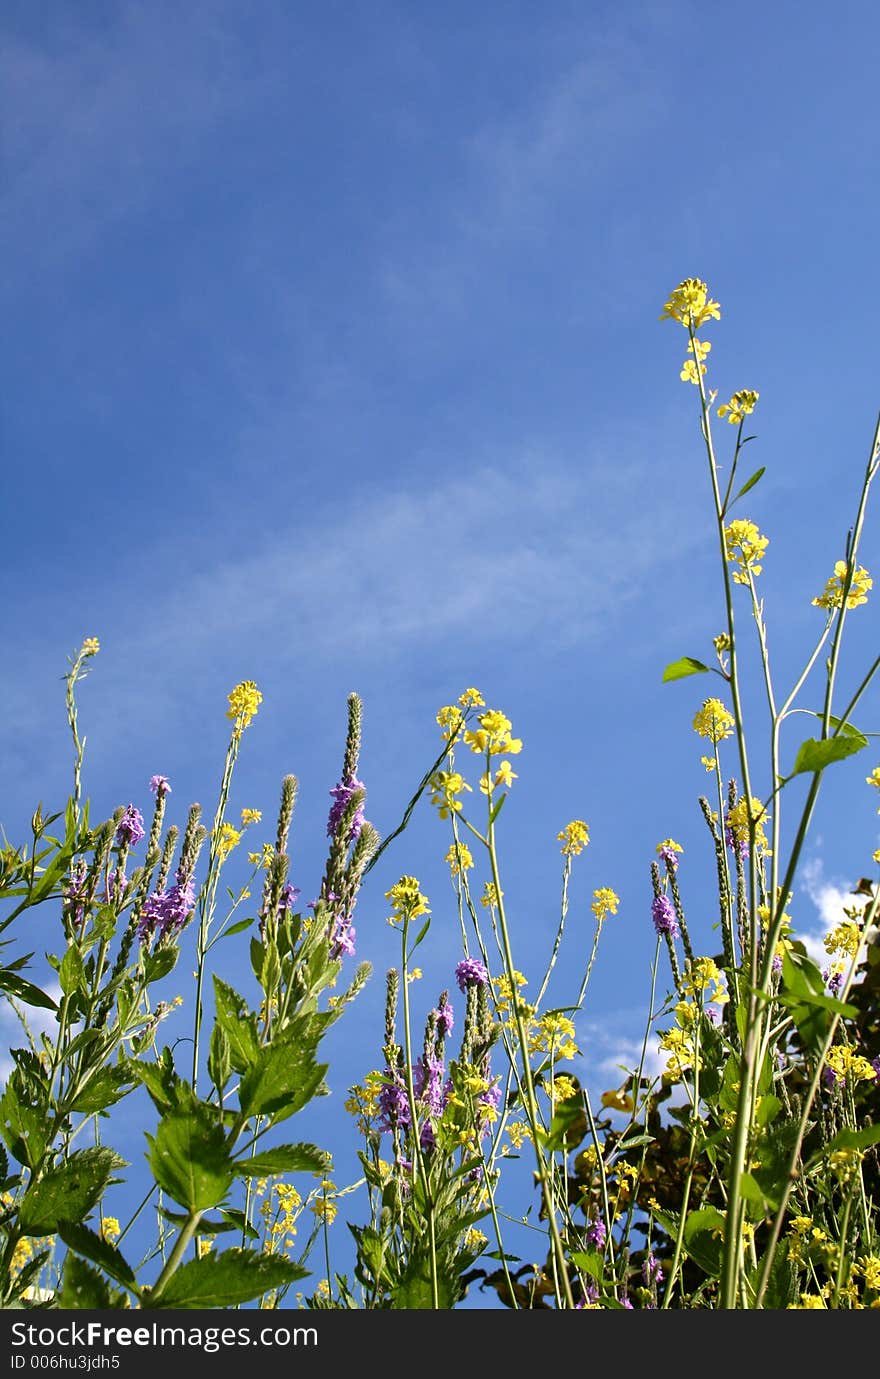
656, 838, 683, 859
444, 841, 474, 876
867, 766, 880, 791
430, 770, 472, 818
436, 704, 465, 741
240, 808, 262, 825
680, 358, 705, 385
857, 1256, 880, 1292
701, 755, 717, 771
660, 278, 721, 328
458, 687, 485, 708
558, 820, 590, 856
812, 560, 872, 610
227, 680, 263, 730
724, 518, 769, 583
693, 697, 735, 743
100, 1216, 121, 1243
550, 1074, 578, 1102
216, 822, 242, 861
248, 842, 275, 869
81, 636, 100, 657
506, 1120, 532, 1148
826, 1044, 876, 1083
726, 795, 770, 854
464, 1227, 488, 1253
385, 876, 430, 921
717, 389, 759, 424
464, 709, 523, 757
480, 882, 503, 909
591, 887, 620, 921
823, 920, 862, 958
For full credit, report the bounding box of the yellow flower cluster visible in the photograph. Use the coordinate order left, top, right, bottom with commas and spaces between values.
813, 560, 872, 610
444, 840, 474, 876
480, 882, 503, 909
240, 807, 262, 825
658, 1024, 700, 1081
823, 919, 862, 958
591, 887, 620, 922
681, 956, 729, 1006
430, 770, 472, 819
436, 688, 486, 741
464, 709, 523, 757
549, 1074, 578, 1102
81, 636, 101, 657
310, 1180, 338, 1224
825, 1044, 876, 1084
724, 518, 769, 584
681, 335, 712, 384
693, 697, 735, 744
100, 1216, 121, 1242
528, 1012, 578, 1061
479, 760, 517, 794
558, 819, 590, 856
727, 795, 770, 854
216, 822, 242, 861
718, 390, 759, 425
660, 278, 722, 328
385, 875, 430, 922
227, 680, 263, 730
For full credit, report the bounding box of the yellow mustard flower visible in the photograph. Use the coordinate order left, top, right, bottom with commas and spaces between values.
216, 822, 242, 861
480, 882, 503, 909
430, 770, 472, 818
385, 876, 430, 921
240, 808, 262, 825
813, 560, 872, 610
724, 518, 769, 584
458, 687, 485, 708
660, 278, 722, 328
558, 820, 590, 856
81, 636, 101, 657
680, 358, 705, 385
226, 680, 262, 729
591, 887, 620, 921
717, 389, 759, 424
444, 840, 474, 876
693, 697, 735, 743
824, 920, 862, 958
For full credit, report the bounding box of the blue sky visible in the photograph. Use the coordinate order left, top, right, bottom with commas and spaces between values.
2, 0, 879, 1303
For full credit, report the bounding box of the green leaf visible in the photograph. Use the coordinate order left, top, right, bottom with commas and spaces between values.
489, 793, 507, 824
238, 1035, 327, 1122
233, 1142, 331, 1178
810, 713, 868, 738
146, 1248, 307, 1309
58, 1252, 114, 1309
18, 1147, 126, 1236
67, 1065, 137, 1115
212, 976, 261, 1074
146, 1106, 234, 1212
221, 918, 254, 939
569, 1249, 603, 1280
59, 945, 86, 995
806, 1123, 880, 1173
790, 733, 868, 777
733, 466, 766, 502
57, 1221, 137, 1293
0, 1079, 49, 1168
143, 945, 179, 984
662, 657, 711, 683
0, 971, 58, 1010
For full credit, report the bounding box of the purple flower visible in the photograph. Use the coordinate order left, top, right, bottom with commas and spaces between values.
724, 818, 749, 860
137, 870, 196, 942
455, 957, 489, 992
116, 805, 145, 848
771, 952, 783, 976
651, 894, 679, 939
872, 1057, 880, 1081
279, 882, 301, 915
378, 1071, 411, 1132
658, 845, 680, 871
642, 1253, 664, 1286
415, 1055, 447, 1118
823, 967, 844, 996
149, 775, 171, 797
330, 913, 356, 960
705, 1005, 721, 1025
822, 1063, 842, 1089
576, 1280, 599, 1307
585, 1216, 606, 1248
327, 777, 366, 842
435, 997, 454, 1038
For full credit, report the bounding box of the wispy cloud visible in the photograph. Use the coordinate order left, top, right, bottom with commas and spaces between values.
798, 856, 865, 966
0, 983, 61, 1083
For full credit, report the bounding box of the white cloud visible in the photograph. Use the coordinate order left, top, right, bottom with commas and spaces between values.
798, 856, 867, 967
0, 982, 62, 1083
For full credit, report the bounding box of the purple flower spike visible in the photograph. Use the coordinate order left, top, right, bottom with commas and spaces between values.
651, 894, 679, 939
435, 997, 454, 1038
116, 805, 145, 848
149, 775, 171, 796
327, 777, 366, 842
455, 957, 489, 992
585, 1216, 606, 1248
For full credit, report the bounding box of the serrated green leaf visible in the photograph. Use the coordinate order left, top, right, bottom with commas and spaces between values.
66, 1065, 137, 1115
59, 945, 85, 995
569, 1248, 603, 1279
212, 976, 261, 1073
146, 1248, 307, 1309
18, 1147, 126, 1235
0, 971, 58, 1010
662, 656, 711, 683
143, 945, 179, 984
146, 1106, 234, 1212
791, 733, 868, 777
58, 1252, 114, 1309
57, 1221, 137, 1292
238, 1035, 327, 1121
233, 1142, 331, 1178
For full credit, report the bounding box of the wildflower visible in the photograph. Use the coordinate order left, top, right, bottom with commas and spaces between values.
100, 1217, 121, 1243
550, 1074, 578, 1101
506, 1121, 532, 1148
459, 687, 485, 708
585, 1217, 606, 1248
643, 1254, 664, 1286
717, 389, 759, 424
226, 680, 262, 730
660, 278, 721, 328
436, 704, 465, 741
81, 636, 101, 657
279, 882, 301, 914
825, 1045, 877, 1085
444, 841, 474, 876
479, 760, 517, 793
813, 560, 872, 610
378, 1070, 411, 1132
652, 894, 679, 939
558, 820, 590, 856
858, 1257, 880, 1292
310, 1182, 338, 1225
455, 957, 489, 992
656, 838, 683, 870
248, 843, 275, 869
149, 775, 171, 796
435, 994, 454, 1037
430, 770, 472, 818
823, 919, 862, 958
137, 869, 196, 943
725, 795, 770, 856
823, 964, 845, 996
216, 822, 241, 861
591, 887, 620, 921
327, 776, 366, 841
693, 697, 735, 743
529, 1012, 577, 1060
480, 881, 503, 908
385, 876, 430, 922
680, 358, 705, 385
464, 1228, 488, 1253
724, 519, 769, 584
464, 709, 523, 757
240, 807, 262, 825
866, 765, 880, 800
701, 755, 717, 771
116, 805, 145, 848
